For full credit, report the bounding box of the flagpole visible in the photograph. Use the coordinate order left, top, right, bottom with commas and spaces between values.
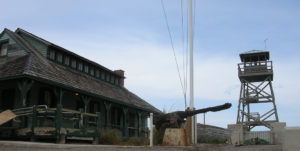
188, 0, 196, 145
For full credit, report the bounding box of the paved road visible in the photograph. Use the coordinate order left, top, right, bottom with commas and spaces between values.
0, 141, 282, 151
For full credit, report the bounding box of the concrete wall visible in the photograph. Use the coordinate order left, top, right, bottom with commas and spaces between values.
283, 127, 300, 151
197, 124, 231, 143
270, 122, 286, 145
228, 124, 247, 145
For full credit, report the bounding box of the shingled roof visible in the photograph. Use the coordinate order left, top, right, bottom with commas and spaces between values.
0, 28, 161, 113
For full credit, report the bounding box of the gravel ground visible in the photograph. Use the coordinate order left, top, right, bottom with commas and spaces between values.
0, 141, 282, 151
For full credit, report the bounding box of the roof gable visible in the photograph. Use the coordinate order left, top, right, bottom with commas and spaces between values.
0, 29, 17, 44
0, 29, 27, 51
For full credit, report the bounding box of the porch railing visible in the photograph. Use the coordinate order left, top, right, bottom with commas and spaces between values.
1, 105, 148, 142
9, 105, 101, 141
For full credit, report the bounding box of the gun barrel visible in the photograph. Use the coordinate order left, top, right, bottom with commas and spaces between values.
185, 103, 231, 117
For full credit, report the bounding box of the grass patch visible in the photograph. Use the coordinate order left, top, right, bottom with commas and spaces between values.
123, 137, 149, 146
98, 129, 149, 146
153, 128, 164, 145
198, 136, 228, 144
244, 137, 270, 145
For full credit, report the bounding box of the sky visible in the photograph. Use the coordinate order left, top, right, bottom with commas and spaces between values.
1, 0, 300, 129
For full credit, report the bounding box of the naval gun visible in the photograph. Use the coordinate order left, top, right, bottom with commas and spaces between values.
153, 103, 232, 130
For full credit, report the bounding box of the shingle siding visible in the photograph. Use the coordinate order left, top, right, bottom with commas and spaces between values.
0, 32, 27, 57
7, 44, 27, 57
18, 32, 48, 57
0, 32, 16, 44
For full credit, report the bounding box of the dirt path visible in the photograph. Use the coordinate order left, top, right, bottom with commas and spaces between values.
0, 141, 282, 151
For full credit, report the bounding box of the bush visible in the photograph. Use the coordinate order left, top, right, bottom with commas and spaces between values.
99, 129, 122, 145
125, 137, 149, 146
244, 137, 270, 145
153, 128, 164, 145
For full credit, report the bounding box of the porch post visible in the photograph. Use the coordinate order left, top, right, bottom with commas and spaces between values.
96, 112, 101, 132
141, 116, 146, 137
114, 108, 118, 128
54, 88, 64, 105
122, 107, 128, 137
120, 111, 123, 132
134, 112, 138, 137
81, 95, 91, 113
138, 112, 142, 137
94, 112, 101, 144
31, 105, 37, 140
56, 103, 65, 144
104, 102, 111, 129
17, 79, 34, 108
17, 79, 34, 128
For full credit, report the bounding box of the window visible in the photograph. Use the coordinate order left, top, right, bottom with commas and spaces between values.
106, 74, 110, 81
90, 67, 94, 76
78, 62, 83, 71
101, 71, 105, 80
111, 76, 114, 83
96, 70, 100, 78
115, 78, 119, 85
64, 56, 70, 66
71, 59, 77, 68
0, 42, 8, 56
49, 49, 55, 60
57, 53, 63, 63
84, 65, 89, 73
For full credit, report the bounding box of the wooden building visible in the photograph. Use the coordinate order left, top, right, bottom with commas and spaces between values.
0, 28, 160, 143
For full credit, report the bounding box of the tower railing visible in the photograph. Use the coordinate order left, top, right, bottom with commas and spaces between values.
238, 61, 273, 76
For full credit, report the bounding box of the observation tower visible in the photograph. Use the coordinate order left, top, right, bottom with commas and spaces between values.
236, 50, 279, 130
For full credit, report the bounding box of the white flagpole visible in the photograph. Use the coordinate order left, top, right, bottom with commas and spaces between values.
188, 0, 196, 145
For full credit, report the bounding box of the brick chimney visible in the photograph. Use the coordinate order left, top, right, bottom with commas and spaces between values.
114, 69, 125, 87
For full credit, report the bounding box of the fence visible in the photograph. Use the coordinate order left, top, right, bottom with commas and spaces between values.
244, 131, 273, 144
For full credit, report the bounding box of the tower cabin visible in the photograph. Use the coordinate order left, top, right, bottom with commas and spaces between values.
238, 50, 273, 82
